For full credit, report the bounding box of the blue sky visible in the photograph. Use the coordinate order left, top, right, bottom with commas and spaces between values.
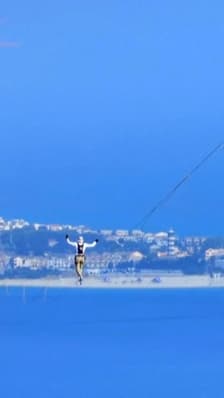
0, 0, 224, 234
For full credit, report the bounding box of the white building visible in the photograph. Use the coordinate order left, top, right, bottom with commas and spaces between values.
115, 230, 129, 237
130, 230, 145, 238
11, 219, 30, 229
168, 228, 177, 256
100, 230, 113, 236
205, 249, 224, 259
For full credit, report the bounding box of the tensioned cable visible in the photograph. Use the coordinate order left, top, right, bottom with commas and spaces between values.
134, 142, 224, 230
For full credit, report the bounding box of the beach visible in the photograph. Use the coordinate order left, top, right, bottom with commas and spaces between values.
0, 274, 223, 289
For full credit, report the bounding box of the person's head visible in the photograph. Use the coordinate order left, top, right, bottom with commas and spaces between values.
78, 236, 84, 245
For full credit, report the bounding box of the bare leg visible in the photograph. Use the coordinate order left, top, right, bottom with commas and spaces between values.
75, 257, 81, 281
79, 258, 85, 283
75, 256, 85, 284
76, 263, 82, 281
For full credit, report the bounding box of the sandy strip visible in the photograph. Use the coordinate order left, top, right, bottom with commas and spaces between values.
0, 275, 223, 289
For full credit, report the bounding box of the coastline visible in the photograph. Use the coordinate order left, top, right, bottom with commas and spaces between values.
0, 275, 223, 289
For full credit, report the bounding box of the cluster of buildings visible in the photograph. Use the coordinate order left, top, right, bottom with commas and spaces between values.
0, 215, 222, 275
11, 252, 131, 273
205, 248, 224, 270
0, 217, 30, 230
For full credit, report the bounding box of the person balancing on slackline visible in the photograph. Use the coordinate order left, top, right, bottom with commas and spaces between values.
65, 234, 99, 284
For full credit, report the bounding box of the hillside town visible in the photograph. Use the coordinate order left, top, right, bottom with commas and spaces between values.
0, 216, 223, 277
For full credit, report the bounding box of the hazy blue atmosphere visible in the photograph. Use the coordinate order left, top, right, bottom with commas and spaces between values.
1, 1, 224, 234
1, 288, 224, 398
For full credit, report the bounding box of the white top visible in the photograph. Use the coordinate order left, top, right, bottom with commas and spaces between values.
66, 237, 97, 254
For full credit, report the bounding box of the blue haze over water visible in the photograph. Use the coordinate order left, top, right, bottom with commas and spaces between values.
1, 287, 224, 398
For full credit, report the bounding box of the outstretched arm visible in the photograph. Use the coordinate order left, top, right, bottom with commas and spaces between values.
65, 235, 77, 248
84, 239, 99, 249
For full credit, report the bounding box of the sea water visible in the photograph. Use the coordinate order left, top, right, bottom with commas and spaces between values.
0, 287, 224, 398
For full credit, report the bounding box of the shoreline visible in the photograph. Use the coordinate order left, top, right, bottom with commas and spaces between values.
0, 275, 224, 289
